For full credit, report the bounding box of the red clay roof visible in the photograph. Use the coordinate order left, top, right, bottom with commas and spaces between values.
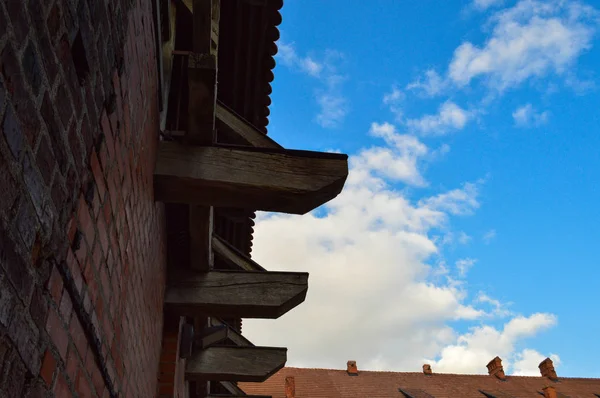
239, 367, 600, 398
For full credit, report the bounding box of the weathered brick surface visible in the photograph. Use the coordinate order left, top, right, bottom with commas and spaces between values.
0, 0, 166, 396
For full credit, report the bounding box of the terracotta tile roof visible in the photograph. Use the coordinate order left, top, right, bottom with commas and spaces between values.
239, 367, 600, 398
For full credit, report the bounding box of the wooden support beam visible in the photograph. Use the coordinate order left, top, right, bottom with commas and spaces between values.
189, 205, 213, 270
165, 270, 309, 319
187, 53, 217, 145
209, 318, 254, 347
154, 143, 349, 214
186, 346, 287, 382
218, 381, 246, 396
212, 234, 265, 271
216, 100, 282, 148
197, 325, 228, 349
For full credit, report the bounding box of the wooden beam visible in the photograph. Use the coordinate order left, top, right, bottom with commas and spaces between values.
164, 270, 309, 319
154, 143, 349, 215
212, 234, 265, 271
187, 53, 217, 145
189, 205, 213, 270
197, 325, 228, 349
186, 346, 287, 382
218, 381, 247, 396
209, 318, 254, 347
216, 100, 282, 148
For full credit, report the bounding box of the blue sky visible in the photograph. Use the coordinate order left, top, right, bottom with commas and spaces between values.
243, 0, 600, 377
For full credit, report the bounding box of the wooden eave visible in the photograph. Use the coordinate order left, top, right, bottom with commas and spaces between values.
165, 270, 309, 318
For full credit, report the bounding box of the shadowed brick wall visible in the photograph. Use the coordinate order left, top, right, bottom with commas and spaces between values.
0, 0, 167, 396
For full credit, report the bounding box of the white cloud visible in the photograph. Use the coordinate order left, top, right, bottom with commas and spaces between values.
449, 0, 598, 91
419, 182, 481, 216
473, 0, 504, 11
513, 103, 550, 127
407, 69, 447, 97
383, 86, 404, 119
316, 94, 347, 128
428, 313, 557, 374
482, 229, 497, 244
242, 118, 556, 373
406, 101, 472, 135
277, 41, 323, 77
458, 231, 472, 245
456, 258, 477, 277
512, 349, 561, 376
277, 41, 348, 128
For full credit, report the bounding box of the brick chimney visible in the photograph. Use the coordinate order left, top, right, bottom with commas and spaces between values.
285, 376, 295, 398
486, 356, 506, 381
347, 360, 358, 376
539, 358, 558, 381
423, 364, 432, 375
542, 386, 557, 398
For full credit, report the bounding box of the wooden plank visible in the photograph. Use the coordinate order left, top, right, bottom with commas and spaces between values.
216, 100, 282, 148
212, 234, 265, 271
189, 205, 213, 270
164, 270, 309, 319
209, 318, 254, 347
218, 381, 246, 396
154, 143, 349, 215
186, 346, 287, 382
187, 53, 217, 145
198, 325, 229, 349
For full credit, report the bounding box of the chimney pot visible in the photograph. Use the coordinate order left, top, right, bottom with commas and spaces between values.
542, 386, 557, 398
486, 356, 506, 381
347, 360, 358, 376
423, 364, 432, 375
285, 376, 295, 398
539, 358, 558, 381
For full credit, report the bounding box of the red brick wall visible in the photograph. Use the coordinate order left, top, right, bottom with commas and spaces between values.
0, 0, 167, 396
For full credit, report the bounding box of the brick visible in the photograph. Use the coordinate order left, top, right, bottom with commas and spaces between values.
91, 151, 106, 200
38, 32, 59, 85
55, 83, 73, 130
40, 350, 56, 387
2, 351, 27, 396
46, 265, 63, 305
22, 153, 53, 228
15, 197, 39, 250
81, 114, 94, 160
68, 119, 83, 171
0, 228, 34, 302
40, 91, 69, 173
66, 248, 84, 294
0, 4, 6, 40
65, 346, 78, 382
69, 315, 87, 360
23, 381, 47, 398
46, 308, 68, 362
0, 155, 18, 215
0, 275, 16, 327
2, 105, 25, 160
35, 134, 56, 186
21, 42, 43, 97
54, 373, 70, 396
46, 3, 62, 41
5, 1, 30, 46
78, 195, 95, 248
58, 288, 73, 321
8, 309, 40, 375
29, 287, 48, 330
